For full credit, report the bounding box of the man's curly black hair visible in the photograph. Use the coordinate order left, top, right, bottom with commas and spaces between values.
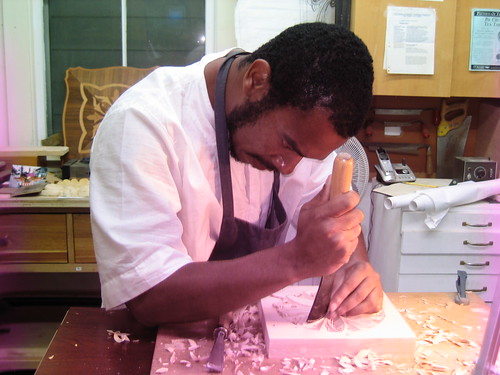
240, 22, 373, 138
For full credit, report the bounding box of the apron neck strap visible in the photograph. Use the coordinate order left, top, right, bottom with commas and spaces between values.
214, 49, 249, 218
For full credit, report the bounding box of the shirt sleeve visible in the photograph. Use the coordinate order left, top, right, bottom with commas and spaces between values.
90, 101, 193, 310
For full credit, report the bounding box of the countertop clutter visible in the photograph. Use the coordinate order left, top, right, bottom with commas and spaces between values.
35, 293, 492, 375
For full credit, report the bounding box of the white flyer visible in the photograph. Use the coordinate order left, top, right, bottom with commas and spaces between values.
384, 6, 436, 75
469, 9, 500, 71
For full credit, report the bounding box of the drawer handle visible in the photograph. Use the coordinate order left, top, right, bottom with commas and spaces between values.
0, 235, 8, 246
463, 240, 494, 247
460, 260, 490, 267
462, 221, 492, 228
466, 286, 487, 293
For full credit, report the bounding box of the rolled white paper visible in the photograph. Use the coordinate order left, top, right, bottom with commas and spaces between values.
384, 192, 421, 209
409, 194, 436, 211
384, 178, 500, 229
408, 179, 499, 212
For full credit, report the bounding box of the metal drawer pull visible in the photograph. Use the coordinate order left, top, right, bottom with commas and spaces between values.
460, 260, 490, 267
466, 286, 487, 293
462, 221, 492, 228
0, 235, 8, 246
463, 240, 494, 247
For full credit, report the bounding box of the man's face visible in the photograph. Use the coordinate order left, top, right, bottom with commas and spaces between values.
227, 100, 347, 175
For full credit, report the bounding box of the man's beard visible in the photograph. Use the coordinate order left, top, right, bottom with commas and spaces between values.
225, 96, 274, 165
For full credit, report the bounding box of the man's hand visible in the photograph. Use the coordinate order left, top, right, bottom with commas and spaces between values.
327, 257, 383, 319
289, 176, 383, 319
290, 178, 364, 280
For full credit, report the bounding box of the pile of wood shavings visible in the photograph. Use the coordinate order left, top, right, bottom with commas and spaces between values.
155, 337, 208, 373
279, 349, 396, 375
334, 349, 395, 374
154, 305, 268, 374
224, 304, 268, 373
398, 297, 482, 375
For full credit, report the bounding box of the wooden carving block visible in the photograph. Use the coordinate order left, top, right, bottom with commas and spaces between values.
258, 285, 416, 359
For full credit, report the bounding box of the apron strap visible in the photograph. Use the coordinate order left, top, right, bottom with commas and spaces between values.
214, 49, 249, 218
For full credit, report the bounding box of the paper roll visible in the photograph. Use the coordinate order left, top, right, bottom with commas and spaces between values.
384, 192, 421, 209
383, 179, 500, 229
409, 194, 435, 211
408, 179, 499, 212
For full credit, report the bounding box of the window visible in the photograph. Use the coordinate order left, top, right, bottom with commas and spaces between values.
44, 0, 205, 136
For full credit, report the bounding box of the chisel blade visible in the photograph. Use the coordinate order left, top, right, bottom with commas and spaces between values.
306, 274, 335, 322
206, 327, 227, 373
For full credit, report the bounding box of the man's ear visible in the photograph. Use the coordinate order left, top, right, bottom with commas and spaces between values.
242, 59, 271, 101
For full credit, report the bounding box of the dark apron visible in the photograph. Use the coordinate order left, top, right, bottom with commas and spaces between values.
209, 50, 288, 261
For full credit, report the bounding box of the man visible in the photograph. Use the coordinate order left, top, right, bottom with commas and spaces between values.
90, 22, 382, 326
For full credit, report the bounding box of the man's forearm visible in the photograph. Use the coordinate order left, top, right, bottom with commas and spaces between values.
127, 190, 365, 325
126, 242, 301, 325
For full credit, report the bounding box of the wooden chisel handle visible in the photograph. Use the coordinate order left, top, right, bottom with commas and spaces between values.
306, 152, 354, 323
330, 152, 354, 198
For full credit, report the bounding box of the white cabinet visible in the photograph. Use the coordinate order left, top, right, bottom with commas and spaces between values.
368, 192, 500, 302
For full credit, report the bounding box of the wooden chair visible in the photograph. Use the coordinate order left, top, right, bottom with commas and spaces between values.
62, 66, 158, 161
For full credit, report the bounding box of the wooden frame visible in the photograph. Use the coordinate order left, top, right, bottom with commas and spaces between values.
62, 66, 157, 161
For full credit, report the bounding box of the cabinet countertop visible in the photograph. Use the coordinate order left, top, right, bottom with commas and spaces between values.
0, 194, 89, 210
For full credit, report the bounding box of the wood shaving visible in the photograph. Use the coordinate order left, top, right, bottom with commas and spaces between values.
259, 364, 275, 372
106, 330, 130, 343
334, 349, 394, 373
164, 340, 186, 353
281, 357, 316, 373
187, 338, 199, 351
179, 359, 192, 367
169, 350, 177, 364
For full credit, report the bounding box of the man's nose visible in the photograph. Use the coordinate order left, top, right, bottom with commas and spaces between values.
273, 154, 303, 175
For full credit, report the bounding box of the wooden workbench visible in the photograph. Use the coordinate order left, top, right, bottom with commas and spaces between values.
35, 293, 491, 375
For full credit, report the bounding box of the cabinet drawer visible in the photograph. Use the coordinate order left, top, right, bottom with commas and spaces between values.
401, 230, 499, 255
401, 202, 500, 232
0, 214, 67, 263
73, 214, 95, 263
398, 274, 497, 302
400, 254, 500, 274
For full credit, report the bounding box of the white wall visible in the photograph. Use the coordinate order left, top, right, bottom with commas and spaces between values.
0, 0, 7, 147
206, 0, 237, 53
0, 0, 46, 148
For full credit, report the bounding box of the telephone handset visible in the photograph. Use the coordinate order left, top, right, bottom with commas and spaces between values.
374, 147, 416, 184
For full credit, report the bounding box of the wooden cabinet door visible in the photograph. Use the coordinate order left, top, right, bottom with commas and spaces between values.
0, 214, 68, 263
73, 214, 96, 263
351, 0, 457, 97
451, 0, 500, 97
